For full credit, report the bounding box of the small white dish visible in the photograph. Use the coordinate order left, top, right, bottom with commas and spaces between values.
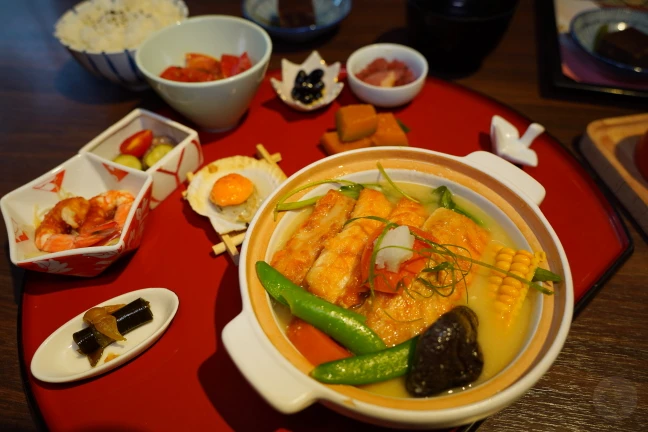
79, 108, 203, 209
30, 288, 179, 383
270, 51, 343, 112
0, 153, 152, 277
346, 43, 428, 108
490, 115, 545, 167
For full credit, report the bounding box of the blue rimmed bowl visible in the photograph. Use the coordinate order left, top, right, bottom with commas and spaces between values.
570, 8, 648, 77
242, 0, 351, 42
54, 0, 189, 91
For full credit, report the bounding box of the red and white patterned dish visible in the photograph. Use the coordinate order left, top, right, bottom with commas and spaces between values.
79, 109, 203, 209
0, 153, 152, 277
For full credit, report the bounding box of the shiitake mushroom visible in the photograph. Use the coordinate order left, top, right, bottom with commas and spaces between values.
406, 306, 483, 397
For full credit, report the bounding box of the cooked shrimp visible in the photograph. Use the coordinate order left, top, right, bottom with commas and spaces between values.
34, 197, 93, 252
80, 190, 135, 235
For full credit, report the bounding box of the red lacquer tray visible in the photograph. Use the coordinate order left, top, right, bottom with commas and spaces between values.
20, 72, 631, 431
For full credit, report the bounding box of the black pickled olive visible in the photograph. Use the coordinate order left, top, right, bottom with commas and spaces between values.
291, 68, 325, 105
406, 306, 483, 397
74, 298, 153, 356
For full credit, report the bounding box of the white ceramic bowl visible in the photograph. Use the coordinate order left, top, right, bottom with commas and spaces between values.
223, 147, 573, 429
135, 15, 272, 131
54, 0, 188, 91
346, 43, 428, 108
78, 109, 203, 209
0, 153, 152, 277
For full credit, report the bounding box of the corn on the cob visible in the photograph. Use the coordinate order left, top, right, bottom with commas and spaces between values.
488, 245, 541, 325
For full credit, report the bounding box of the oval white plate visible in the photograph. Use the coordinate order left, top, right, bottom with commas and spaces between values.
30, 287, 179, 383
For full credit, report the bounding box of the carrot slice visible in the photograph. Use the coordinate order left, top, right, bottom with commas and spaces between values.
286, 318, 352, 366
360, 226, 439, 294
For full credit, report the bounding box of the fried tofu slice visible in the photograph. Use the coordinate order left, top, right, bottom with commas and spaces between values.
306, 188, 393, 304
358, 207, 490, 346
270, 190, 355, 286
387, 197, 428, 228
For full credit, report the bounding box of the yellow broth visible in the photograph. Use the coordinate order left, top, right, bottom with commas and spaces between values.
270, 181, 536, 399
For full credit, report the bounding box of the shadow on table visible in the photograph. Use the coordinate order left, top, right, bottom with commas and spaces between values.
19, 251, 137, 297
54, 60, 142, 105
271, 26, 340, 55
5, 242, 26, 305
372, 27, 482, 80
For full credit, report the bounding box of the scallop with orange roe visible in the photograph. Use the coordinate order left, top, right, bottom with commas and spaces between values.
210, 173, 255, 207
187, 155, 286, 234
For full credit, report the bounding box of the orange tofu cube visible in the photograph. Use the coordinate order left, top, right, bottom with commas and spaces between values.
336, 105, 378, 142
321, 131, 372, 155
371, 113, 409, 147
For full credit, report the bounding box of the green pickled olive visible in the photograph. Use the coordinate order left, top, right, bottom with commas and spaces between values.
255, 261, 386, 355
311, 336, 419, 385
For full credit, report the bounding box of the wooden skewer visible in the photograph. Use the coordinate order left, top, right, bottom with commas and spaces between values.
212, 232, 246, 256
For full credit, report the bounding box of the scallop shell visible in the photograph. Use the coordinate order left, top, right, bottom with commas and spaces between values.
187, 156, 286, 234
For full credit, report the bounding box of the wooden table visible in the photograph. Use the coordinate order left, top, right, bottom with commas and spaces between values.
1, 1, 646, 430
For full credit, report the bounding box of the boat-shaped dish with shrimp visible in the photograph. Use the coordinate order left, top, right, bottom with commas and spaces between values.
0, 153, 152, 277
223, 147, 573, 429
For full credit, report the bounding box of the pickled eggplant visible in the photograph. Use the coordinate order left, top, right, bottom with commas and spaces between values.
73, 298, 153, 366
406, 306, 483, 397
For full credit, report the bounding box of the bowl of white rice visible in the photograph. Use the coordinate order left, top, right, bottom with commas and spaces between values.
54, 0, 188, 91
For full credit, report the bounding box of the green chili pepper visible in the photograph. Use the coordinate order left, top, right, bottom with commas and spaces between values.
255, 261, 386, 355
311, 336, 418, 385
533, 267, 562, 282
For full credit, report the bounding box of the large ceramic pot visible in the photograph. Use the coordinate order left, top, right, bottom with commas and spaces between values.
223, 147, 573, 429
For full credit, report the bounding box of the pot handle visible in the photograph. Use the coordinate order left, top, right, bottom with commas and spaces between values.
464, 151, 546, 206
222, 312, 317, 414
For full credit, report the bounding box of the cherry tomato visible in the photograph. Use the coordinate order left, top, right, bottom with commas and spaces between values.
185, 53, 222, 77
238, 52, 252, 73
119, 130, 153, 158
179, 68, 215, 82
635, 130, 648, 182
220, 54, 239, 78
160, 66, 189, 82
360, 226, 439, 294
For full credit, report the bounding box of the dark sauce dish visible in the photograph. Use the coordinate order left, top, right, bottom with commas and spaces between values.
242, 0, 352, 42
406, 0, 519, 74
570, 8, 648, 78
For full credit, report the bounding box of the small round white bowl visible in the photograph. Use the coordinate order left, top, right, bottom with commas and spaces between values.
346, 43, 428, 108
54, 0, 189, 91
135, 15, 272, 131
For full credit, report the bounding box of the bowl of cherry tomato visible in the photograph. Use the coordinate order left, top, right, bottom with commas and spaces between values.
79, 109, 203, 209
135, 15, 272, 131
